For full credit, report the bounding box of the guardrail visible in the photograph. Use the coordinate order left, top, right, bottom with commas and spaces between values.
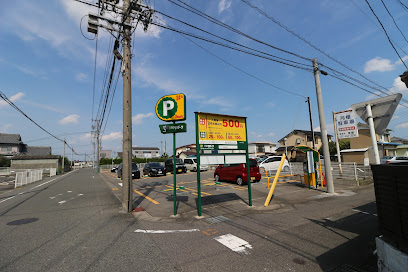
15, 169, 43, 188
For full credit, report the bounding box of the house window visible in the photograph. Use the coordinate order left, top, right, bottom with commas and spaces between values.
256, 145, 265, 153
296, 138, 301, 144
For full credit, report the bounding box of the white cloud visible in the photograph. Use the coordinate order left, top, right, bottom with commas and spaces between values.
58, 114, 80, 125
0, 92, 24, 108
364, 57, 395, 73
80, 133, 92, 140
76, 73, 87, 81
132, 113, 153, 124
396, 122, 408, 128
388, 77, 408, 96
266, 102, 275, 108
102, 132, 122, 141
218, 0, 232, 13
204, 97, 233, 107
1, 124, 13, 132
268, 132, 275, 137
313, 123, 334, 135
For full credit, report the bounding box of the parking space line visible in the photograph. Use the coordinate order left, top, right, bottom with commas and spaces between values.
133, 189, 160, 205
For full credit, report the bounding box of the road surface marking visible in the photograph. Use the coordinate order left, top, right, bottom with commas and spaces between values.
78, 194, 83, 196
133, 189, 159, 204
214, 234, 252, 254
202, 229, 219, 236
352, 209, 377, 217
112, 188, 119, 191
0, 171, 76, 204
58, 200, 66, 204
135, 229, 200, 234
118, 183, 122, 186
67, 191, 72, 193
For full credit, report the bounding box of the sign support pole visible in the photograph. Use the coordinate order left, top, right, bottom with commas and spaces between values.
195, 113, 202, 216
332, 112, 343, 175
366, 104, 381, 164
173, 122, 177, 215
245, 119, 252, 206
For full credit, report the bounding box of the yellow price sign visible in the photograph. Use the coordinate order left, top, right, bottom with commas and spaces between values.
198, 113, 246, 144
156, 94, 186, 122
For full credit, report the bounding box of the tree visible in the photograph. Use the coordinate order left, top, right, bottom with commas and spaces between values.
0, 155, 11, 167
318, 139, 350, 155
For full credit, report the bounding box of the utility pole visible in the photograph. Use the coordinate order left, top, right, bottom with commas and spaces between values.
71, 147, 73, 170
62, 138, 65, 174
312, 58, 334, 194
165, 140, 167, 157
121, 0, 133, 213
96, 119, 100, 173
366, 104, 381, 164
86, 0, 153, 212
160, 141, 163, 157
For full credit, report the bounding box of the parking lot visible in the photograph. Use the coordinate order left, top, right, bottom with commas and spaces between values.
100, 168, 358, 220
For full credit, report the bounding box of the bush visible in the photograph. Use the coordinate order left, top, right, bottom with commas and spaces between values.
0, 155, 11, 167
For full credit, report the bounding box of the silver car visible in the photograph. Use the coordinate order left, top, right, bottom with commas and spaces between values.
380, 156, 408, 164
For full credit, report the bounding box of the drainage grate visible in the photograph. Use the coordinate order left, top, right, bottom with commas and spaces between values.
331, 264, 368, 272
205, 215, 230, 224
7, 218, 39, 226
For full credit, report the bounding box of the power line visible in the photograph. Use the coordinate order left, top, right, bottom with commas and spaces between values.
0, 91, 78, 154
363, 0, 408, 69
152, 22, 313, 72
155, 17, 306, 98
239, 0, 398, 96
380, 0, 408, 45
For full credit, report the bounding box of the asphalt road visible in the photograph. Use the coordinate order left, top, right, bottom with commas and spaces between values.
0, 168, 378, 271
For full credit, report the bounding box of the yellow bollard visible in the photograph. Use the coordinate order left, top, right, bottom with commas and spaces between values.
264, 154, 286, 207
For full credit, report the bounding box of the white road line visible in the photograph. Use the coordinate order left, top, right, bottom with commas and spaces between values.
78, 194, 84, 196
214, 234, 252, 254
67, 191, 72, 193
352, 209, 377, 217
118, 183, 122, 186
0, 171, 76, 204
58, 200, 66, 204
134, 229, 200, 234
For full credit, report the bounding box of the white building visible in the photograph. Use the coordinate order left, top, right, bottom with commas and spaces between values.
248, 142, 277, 158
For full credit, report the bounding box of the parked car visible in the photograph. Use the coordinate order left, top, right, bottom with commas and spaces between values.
380, 156, 408, 164
143, 162, 166, 177
111, 166, 118, 173
165, 158, 187, 174
183, 157, 209, 172
258, 156, 290, 172
117, 162, 140, 179
214, 159, 261, 186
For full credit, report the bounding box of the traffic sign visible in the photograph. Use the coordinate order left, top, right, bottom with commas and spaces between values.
155, 93, 186, 122
335, 110, 359, 139
197, 113, 246, 144
159, 123, 187, 134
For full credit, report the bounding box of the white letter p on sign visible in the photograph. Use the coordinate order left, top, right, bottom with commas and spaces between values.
163, 101, 174, 116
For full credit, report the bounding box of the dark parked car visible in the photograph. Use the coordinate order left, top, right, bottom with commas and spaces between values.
143, 162, 166, 177
214, 159, 261, 186
165, 158, 187, 174
117, 162, 140, 179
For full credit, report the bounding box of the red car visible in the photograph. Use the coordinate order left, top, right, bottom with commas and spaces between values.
214, 159, 262, 186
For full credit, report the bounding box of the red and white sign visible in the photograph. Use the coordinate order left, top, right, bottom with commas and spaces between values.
335, 111, 359, 139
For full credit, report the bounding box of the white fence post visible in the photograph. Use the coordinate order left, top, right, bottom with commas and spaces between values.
353, 162, 359, 186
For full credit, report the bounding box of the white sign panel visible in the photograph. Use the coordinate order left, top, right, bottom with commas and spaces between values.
335, 111, 359, 139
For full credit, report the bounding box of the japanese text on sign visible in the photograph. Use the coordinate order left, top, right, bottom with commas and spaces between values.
335, 111, 359, 139
198, 113, 246, 144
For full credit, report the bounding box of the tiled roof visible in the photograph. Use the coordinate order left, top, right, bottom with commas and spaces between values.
0, 133, 23, 144
24, 146, 52, 156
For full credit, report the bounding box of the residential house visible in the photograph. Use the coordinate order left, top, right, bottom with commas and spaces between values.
391, 137, 408, 156
11, 155, 61, 170
248, 142, 277, 158
341, 123, 400, 164
132, 147, 160, 158
0, 133, 51, 158
276, 130, 332, 161
0, 133, 25, 158
100, 150, 112, 159
175, 144, 196, 156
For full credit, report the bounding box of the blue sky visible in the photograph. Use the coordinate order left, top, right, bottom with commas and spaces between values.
1, 0, 408, 160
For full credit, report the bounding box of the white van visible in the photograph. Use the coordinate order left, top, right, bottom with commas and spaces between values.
258, 156, 290, 172
183, 157, 209, 172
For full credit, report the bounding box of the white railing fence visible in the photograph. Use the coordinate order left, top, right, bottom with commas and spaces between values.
0, 167, 11, 176
15, 169, 44, 188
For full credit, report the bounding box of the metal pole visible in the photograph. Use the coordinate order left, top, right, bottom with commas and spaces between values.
333, 112, 343, 175
62, 138, 65, 174
366, 104, 380, 164
173, 126, 177, 216
312, 58, 334, 194
122, 0, 133, 213
307, 97, 316, 150
245, 118, 252, 206
96, 119, 100, 173
71, 147, 73, 170
195, 113, 202, 216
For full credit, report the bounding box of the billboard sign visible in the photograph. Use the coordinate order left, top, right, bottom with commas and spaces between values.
335, 110, 359, 139
197, 113, 246, 144
155, 93, 186, 122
